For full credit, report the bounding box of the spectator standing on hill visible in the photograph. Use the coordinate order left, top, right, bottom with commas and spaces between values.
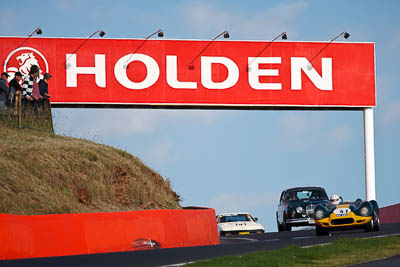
0, 72, 9, 109
21, 65, 41, 111
8, 72, 23, 107
39, 73, 52, 114
31, 72, 42, 111
39, 73, 51, 99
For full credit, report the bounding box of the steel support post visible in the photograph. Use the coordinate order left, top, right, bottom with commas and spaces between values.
363, 107, 376, 200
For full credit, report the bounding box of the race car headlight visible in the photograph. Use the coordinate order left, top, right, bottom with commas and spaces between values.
359, 204, 371, 217
315, 209, 325, 220
296, 206, 303, 213
314, 206, 328, 220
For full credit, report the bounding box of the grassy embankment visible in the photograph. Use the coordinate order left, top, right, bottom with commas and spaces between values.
190, 235, 400, 266
0, 120, 181, 215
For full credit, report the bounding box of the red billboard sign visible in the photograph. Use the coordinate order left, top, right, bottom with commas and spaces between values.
1, 37, 376, 108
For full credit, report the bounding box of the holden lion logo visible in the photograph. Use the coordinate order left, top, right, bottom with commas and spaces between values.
3, 47, 49, 82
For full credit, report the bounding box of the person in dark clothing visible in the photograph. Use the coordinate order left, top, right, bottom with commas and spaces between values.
39, 73, 51, 99
0, 72, 10, 110
8, 72, 23, 107
38, 73, 52, 113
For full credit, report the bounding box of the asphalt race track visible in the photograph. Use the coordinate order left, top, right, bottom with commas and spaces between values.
352, 254, 400, 266
2, 223, 400, 267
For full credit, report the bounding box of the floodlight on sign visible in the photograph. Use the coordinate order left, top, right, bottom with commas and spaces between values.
188, 30, 230, 70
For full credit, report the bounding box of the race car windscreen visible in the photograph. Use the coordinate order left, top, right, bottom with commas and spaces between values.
286, 189, 328, 202
219, 214, 252, 223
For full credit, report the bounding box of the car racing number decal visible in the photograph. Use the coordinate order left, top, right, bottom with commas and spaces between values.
334, 207, 351, 217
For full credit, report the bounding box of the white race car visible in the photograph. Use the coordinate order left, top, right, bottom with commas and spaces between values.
217, 212, 265, 236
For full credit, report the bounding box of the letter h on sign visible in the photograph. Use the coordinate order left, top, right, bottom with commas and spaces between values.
66, 54, 106, 88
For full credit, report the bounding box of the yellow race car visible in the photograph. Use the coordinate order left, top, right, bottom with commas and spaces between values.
314, 199, 380, 236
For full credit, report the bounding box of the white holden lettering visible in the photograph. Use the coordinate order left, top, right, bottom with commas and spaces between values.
201, 56, 239, 89
114, 53, 160, 90
66, 53, 335, 92
166, 55, 197, 89
66, 54, 106, 88
291, 57, 333, 91
248, 57, 282, 90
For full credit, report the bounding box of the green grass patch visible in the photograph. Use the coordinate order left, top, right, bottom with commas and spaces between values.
189, 235, 400, 266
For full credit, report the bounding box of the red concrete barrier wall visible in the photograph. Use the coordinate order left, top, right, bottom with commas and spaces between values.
0, 208, 219, 260
380, 203, 400, 224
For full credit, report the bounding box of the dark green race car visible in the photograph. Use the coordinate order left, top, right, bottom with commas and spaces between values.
277, 186, 329, 231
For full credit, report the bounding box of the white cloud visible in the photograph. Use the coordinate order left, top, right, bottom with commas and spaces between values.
0, 9, 18, 35
56, 0, 90, 12
179, 1, 308, 39
277, 113, 322, 136
53, 109, 224, 138
145, 139, 173, 166
54, 109, 156, 137
276, 113, 352, 151
236, 1, 308, 40
180, 2, 231, 34
162, 109, 224, 125
383, 29, 400, 55
329, 124, 352, 143
208, 191, 279, 215
276, 113, 323, 149
382, 100, 400, 125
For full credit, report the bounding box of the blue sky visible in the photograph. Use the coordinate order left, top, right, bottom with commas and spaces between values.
2, 0, 400, 230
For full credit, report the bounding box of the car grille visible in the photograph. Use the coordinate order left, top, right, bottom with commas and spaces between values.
306, 204, 316, 217
331, 218, 354, 225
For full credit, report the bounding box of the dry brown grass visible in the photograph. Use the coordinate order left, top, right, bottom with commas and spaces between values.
0, 123, 181, 215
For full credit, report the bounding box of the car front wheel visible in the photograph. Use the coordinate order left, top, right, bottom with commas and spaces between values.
283, 214, 292, 231
372, 212, 380, 232
277, 213, 284, 232
364, 217, 374, 232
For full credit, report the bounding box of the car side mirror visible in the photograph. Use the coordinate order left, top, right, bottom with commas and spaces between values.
255, 217, 258, 222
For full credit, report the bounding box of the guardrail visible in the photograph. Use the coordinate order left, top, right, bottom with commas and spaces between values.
0, 208, 219, 260
380, 203, 400, 224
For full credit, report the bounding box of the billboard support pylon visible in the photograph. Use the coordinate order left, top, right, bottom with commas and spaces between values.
364, 107, 376, 200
